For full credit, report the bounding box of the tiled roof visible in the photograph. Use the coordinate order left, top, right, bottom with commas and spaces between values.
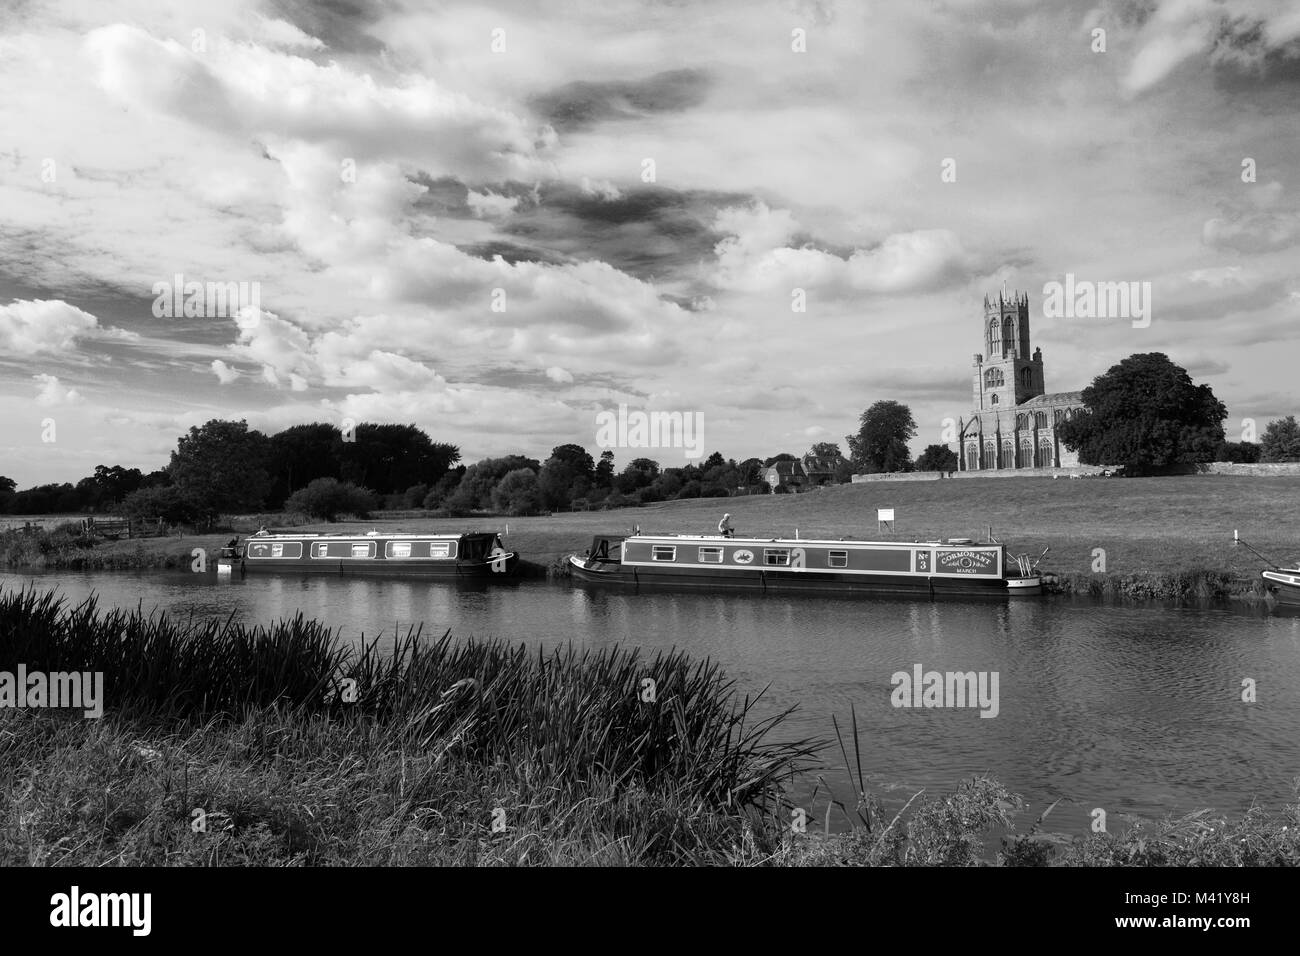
1018, 391, 1083, 407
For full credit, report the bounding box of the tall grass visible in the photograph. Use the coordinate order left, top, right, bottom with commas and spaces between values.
0, 584, 820, 864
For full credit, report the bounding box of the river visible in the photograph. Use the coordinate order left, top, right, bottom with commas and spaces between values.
4, 568, 1298, 836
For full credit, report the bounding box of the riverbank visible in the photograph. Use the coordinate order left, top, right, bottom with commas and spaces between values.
6, 475, 1294, 604
2, 585, 1297, 866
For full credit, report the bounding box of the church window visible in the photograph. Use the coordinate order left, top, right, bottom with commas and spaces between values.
991, 394, 999, 404
1021, 368, 1032, 388
1002, 317, 1014, 356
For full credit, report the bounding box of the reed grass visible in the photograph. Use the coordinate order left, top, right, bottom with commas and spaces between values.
0, 584, 820, 865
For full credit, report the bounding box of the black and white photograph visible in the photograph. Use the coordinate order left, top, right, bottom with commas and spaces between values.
1, 0, 1296, 932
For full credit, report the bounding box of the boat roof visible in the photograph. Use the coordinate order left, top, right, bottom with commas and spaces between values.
616, 533, 997, 548
244, 531, 486, 539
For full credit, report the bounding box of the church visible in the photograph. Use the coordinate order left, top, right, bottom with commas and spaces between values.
956, 289, 1085, 471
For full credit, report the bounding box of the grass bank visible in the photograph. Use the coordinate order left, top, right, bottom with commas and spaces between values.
3, 584, 1297, 866
5, 475, 1296, 602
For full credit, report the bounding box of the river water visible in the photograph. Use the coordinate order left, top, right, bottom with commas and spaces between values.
4, 568, 1298, 836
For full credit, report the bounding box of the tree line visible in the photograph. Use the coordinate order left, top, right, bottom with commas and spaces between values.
2, 352, 1297, 521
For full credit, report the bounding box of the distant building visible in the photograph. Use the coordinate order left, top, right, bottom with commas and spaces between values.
763, 460, 807, 491
957, 290, 1085, 471
800, 453, 837, 487
764, 454, 840, 491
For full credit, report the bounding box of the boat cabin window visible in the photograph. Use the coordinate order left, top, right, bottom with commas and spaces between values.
764, 549, 790, 567
390, 542, 412, 558
698, 547, 724, 564
651, 545, 677, 562
351, 543, 374, 558
828, 550, 848, 568
429, 542, 452, 558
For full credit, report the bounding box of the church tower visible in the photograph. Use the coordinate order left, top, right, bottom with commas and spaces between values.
971, 288, 1043, 412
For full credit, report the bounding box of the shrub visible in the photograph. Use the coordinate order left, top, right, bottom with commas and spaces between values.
284, 478, 377, 521
119, 486, 205, 525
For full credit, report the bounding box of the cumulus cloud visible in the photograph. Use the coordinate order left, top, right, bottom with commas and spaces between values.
211, 359, 241, 384
545, 366, 574, 383
33, 374, 83, 406
466, 189, 520, 218
83, 23, 552, 181
0, 300, 103, 355
711, 202, 971, 295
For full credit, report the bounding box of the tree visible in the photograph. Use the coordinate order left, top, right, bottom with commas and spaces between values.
167, 419, 272, 517
915, 444, 959, 472
491, 468, 543, 515
763, 453, 796, 467
809, 442, 843, 460
537, 456, 579, 510
0, 476, 15, 496
91, 465, 145, 507
119, 486, 205, 525
547, 444, 595, 482
267, 423, 342, 506
1260, 416, 1300, 462
594, 450, 615, 486
615, 459, 659, 494
336, 423, 459, 495
847, 401, 916, 473
422, 467, 465, 510
444, 456, 540, 514
1057, 353, 1227, 474
1215, 441, 1260, 463
283, 478, 377, 521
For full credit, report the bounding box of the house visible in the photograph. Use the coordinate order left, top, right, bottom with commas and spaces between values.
763, 460, 807, 492
800, 454, 837, 487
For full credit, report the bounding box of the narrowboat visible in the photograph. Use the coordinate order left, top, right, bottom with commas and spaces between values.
567, 533, 1043, 597
215, 531, 518, 578
1261, 566, 1300, 606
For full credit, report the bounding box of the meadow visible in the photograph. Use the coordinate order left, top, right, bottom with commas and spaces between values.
4, 474, 1297, 600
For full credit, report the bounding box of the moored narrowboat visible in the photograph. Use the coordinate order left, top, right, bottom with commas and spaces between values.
216, 531, 518, 578
567, 533, 1042, 597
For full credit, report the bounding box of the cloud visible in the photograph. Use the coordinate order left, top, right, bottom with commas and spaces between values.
211, 359, 241, 384
711, 202, 973, 295
545, 366, 574, 383
466, 189, 520, 218
33, 374, 83, 406
0, 299, 103, 355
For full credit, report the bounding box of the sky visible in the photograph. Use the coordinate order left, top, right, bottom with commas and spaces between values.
1, 0, 1297, 487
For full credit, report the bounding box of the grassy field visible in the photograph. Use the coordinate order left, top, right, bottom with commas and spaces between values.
4, 475, 1297, 600
4, 584, 1298, 866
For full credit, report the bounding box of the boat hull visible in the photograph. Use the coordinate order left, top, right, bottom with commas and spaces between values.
215, 532, 519, 580
567, 555, 1040, 597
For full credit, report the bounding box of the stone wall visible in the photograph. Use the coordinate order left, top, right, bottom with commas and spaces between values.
850, 462, 1300, 482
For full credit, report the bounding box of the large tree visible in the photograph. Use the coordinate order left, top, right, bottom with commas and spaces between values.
1260, 416, 1300, 462
167, 419, 272, 516
915, 444, 958, 472
1057, 353, 1226, 474
336, 423, 459, 495
267, 423, 342, 505
847, 400, 916, 473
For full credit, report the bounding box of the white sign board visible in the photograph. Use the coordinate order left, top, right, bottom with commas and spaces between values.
878, 509, 895, 522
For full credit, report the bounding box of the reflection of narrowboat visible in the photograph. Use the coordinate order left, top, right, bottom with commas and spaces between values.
216, 531, 518, 578
1262, 566, 1300, 606
568, 533, 1042, 597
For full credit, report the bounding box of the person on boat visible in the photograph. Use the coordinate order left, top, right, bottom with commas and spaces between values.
253, 526, 269, 537
718, 513, 735, 538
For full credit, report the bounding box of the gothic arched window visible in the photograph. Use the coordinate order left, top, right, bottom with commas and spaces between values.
1021, 368, 1032, 389
991, 394, 999, 405
989, 319, 1000, 355
1002, 316, 1014, 356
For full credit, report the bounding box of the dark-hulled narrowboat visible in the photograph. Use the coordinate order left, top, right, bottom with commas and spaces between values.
216, 531, 518, 578
568, 533, 1042, 597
